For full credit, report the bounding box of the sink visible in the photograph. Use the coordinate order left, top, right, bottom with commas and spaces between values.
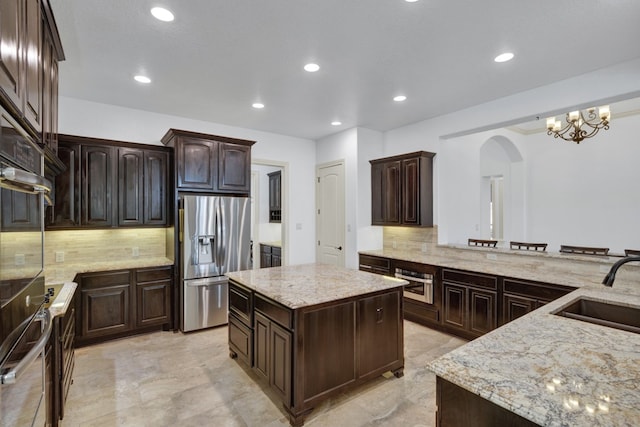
553, 298, 640, 334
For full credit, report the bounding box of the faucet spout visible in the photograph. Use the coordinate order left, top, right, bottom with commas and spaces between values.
602, 256, 640, 287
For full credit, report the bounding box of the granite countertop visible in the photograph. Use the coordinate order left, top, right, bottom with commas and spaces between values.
359, 247, 637, 288
46, 282, 78, 318
226, 263, 407, 309
427, 282, 640, 426
44, 257, 174, 284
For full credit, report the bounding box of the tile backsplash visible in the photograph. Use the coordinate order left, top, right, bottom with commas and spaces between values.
383, 226, 438, 251
44, 228, 170, 266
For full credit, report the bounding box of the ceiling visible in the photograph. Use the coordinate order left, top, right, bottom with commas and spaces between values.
49, 0, 640, 141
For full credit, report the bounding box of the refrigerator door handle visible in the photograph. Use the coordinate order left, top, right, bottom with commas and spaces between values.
215, 199, 222, 275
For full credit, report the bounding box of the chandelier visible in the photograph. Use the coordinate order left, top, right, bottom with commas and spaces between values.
546, 106, 611, 144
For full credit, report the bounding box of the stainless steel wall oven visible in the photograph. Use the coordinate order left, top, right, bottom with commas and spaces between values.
0, 107, 53, 426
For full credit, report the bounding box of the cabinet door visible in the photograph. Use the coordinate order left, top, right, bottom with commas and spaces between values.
269, 321, 291, 404
253, 311, 270, 381
23, 0, 41, 132
468, 287, 497, 337
177, 138, 216, 191
442, 282, 466, 332
143, 150, 168, 225
46, 142, 80, 227
370, 162, 384, 224
357, 291, 401, 378
0, 0, 22, 111
118, 148, 143, 226
82, 145, 115, 227
217, 142, 251, 194
80, 284, 130, 339
502, 293, 537, 324
401, 157, 420, 225
271, 248, 281, 267
136, 279, 171, 327
260, 244, 272, 268
382, 161, 401, 224
268, 171, 281, 222
1, 188, 40, 230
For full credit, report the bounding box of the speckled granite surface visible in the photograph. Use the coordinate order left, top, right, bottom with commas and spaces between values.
427, 283, 640, 426
46, 282, 77, 318
360, 247, 640, 288
227, 263, 407, 309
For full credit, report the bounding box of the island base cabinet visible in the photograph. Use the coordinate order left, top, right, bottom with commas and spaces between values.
254, 311, 292, 405
436, 377, 537, 427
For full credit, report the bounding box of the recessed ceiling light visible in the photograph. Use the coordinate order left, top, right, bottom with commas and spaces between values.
252, 103, 265, 109
331, 121, 342, 126
151, 7, 174, 22
134, 75, 151, 84
494, 52, 514, 63
304, 63, 320, 72
405, 0, 419, 3
393, 95, 407, 102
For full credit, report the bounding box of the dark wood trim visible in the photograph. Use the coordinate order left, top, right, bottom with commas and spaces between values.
160, 128, 256, 147
58, 134, 172, 152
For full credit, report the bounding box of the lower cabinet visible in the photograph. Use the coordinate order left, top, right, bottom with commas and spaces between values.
254, 311, 292, 403
441, 269, 498, 340
52, 304, 75, 426
75, 265, 172, 346
501, 278, 573, 325
260, 244, 282, 268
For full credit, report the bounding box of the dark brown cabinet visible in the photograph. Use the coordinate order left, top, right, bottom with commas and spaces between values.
161, 129, 255, 195
52, 303, 75, 424
228, 281, 253, 367
47, 136, 170, 229
441, 269, 497, 339
253, 296, 292, 404
0, 0, 63, 145
135, 267, 172, 328
1, 188, 40, 230
260, 244, 281, 268
370, 151, 435, 227
358, 254, 393, 276
268, 170, 281, 222
75, 266, 172, 346
501, 278, 573, 325
118, 148, 168, 226
357, 291, 402, 378
82, 144, 116, 227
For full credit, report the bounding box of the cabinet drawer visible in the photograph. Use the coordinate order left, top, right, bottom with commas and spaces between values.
136, 266, 172, 282
229, 313, 252, 367
229, 281, 252, 325
404, 298, 439, 322
503, 278, 573, 302
80, 270, 130, 288
358, 255, 392, 275
271, 246, 282, 257
255, 294, 292, 330
260, 244, 272, 254
442, 269, 497, 290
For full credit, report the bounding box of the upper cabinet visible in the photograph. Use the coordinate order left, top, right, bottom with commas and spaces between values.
0, 0, 64, 148
370, 151, 435, 227
47, 135, 171, 229
161, 129, 255, 195
268, 170, 281, 223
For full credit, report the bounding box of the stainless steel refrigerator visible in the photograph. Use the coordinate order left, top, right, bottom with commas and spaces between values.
180, 195, 251, 332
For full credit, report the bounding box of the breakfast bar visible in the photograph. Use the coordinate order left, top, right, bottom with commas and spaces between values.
226, 263, 408, 426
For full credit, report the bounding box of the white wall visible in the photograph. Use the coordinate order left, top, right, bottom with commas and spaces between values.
58, 96, 317, 265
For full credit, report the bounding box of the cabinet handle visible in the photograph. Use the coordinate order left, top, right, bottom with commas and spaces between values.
376, 307, 383, 323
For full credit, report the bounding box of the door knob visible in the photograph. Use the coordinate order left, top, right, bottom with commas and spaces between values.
336, 246, 343, 251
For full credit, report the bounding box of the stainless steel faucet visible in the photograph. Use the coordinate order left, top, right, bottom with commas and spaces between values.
602, 256, 640, 287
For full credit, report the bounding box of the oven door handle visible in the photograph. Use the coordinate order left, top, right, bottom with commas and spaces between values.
394, 273, 432, 284
0, 309, 52, 385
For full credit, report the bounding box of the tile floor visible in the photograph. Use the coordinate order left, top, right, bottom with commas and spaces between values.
61, 321, 466, 427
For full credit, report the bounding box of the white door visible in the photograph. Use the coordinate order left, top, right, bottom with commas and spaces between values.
316, 161, 345, 266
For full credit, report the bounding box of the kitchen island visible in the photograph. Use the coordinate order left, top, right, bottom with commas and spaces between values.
226, 263, 407, 426
427, 281, 640, 426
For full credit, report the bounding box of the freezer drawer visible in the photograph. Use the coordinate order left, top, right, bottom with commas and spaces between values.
182, 277, 228, 332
